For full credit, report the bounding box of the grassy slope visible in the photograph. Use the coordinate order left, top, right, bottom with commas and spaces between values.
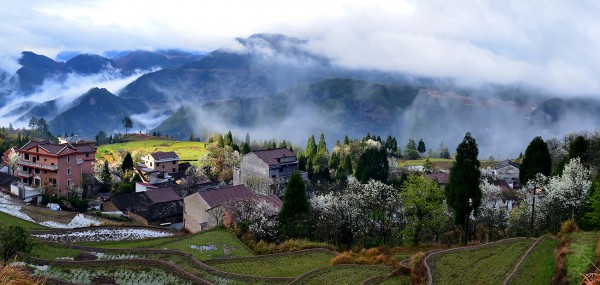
30, 243, 81, 260
510, 236, 557, 285
430, 239, 534, 285
373, 275, 410, 285
152, 229, 254, 260
566, 231, 598, 285
82, 229, 252, 260
0, 211, 47, 229
296, 265, 390, 285
206, 251, 336, 277
96, 140, 207, 164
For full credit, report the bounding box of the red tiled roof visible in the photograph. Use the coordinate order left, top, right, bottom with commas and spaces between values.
150, 151, 179, 160
252, 148, 296, 166
199, 185, 254, 208
258, 195, 283, 210
72, 144, 95, 153
145, 188, 181, 203
427, 172, 449, 184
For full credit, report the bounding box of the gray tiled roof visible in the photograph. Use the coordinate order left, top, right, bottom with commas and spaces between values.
253, 148, 296, 166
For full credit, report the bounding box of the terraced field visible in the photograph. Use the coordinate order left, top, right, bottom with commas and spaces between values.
292, 265, 390, 285
428, 238, 535, 285
509, 236, 557, 285
566, 231, 598, 285
205, 250, 336, 277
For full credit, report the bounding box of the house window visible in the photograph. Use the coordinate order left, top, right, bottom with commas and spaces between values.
172, 168, 176, 172
67, 168, 71, 175
156, 162, 160, 167
279, 167, 283, 172
24, 153, 30, 160
85, 153, 89, 158
67, 156, 71, 163
67, 180, 72, 187
35, 168, 40, 174
173, 161, 176, 165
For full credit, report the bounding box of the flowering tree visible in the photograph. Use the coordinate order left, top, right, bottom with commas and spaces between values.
476, 180, 509, 241
228, 198, 279, 241
7, 151, 18, 176
544, 157, 591, 219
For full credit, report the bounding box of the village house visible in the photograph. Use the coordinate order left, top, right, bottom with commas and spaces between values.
183, 185, 254, 232
103, 187, 183, 229
13, 140, 95, 197
494, 160, 520, 180
136, 151, 181, 184
233, 148, 305, 186
183, 184, 283, 233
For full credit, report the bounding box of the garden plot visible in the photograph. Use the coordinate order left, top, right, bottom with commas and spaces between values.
33, 228, 173, 243
0, 194, 102, 228
34, 264, 192, 285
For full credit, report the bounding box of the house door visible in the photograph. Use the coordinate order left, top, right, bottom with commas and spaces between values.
34, 178, 41, 187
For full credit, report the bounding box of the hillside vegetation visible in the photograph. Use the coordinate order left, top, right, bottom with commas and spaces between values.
96, 140, 207, 164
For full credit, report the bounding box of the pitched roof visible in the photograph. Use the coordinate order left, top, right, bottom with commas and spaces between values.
110, 191, 183, 223
198, 185, 254, 208
146, 188, 180, 203
72, 144, 95, 153
0, 172, 19, 188
19, 140, 78, 155
427, 172, 450, 184
258, 195, 283, 210
252, 148, 296, 166
495, 160, 520, 170
150, 151, 179, 160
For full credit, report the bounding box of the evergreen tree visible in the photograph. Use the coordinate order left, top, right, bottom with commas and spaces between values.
404, 139, 419, 160
439, 142, 451, 159
343, 154, 353, 176
240, 142, 251, 155
224, 131, 233, 147
279, 172, 311, 239
245, 132, 250, 146
568, 136, 589, 164
189, 132, 195, 141
417, 139, 426, 154
216, 134, 225, 148
343, 134, 350, 145
328, 152, 340, 170
305, 135, 317, 160
121, 152, 134, 173
101, 160, 112, 185
297, 153, 307, 171
519, 136, 552, 184
317, 133, 328, 156
445, 132, 481, 245
355, 146, 389, 183
279, 140, 287, 148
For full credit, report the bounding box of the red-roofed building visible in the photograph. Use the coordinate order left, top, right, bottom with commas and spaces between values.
233, 148, 304, 186
183, 185, 256, 232
15, 140, 96, 197
142, 151, 180, 174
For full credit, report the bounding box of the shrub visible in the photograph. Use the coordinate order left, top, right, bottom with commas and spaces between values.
0, 264, 45, 285
409, 252, 427, 285
559, 219, 580, 238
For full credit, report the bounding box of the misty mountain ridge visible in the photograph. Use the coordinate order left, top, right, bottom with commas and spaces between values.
2, 33, 600, 157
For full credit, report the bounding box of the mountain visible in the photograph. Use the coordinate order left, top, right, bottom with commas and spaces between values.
64, 54, 116, 74
15, 51, 65, 92
153, 78, 420, 140
48, 88, 145, 136
114, 50, 205, 74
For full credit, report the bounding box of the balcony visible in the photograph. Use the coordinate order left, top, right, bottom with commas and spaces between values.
16, 170, 33, 178
18, 160, 59, 171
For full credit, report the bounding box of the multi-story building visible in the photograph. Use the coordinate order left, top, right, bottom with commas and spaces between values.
233, 148, 306, 186
142, 151, 180, 174
15, 140, 96, 196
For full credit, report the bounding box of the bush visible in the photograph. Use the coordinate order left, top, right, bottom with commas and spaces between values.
0, 264, 45, 285
409, 252, 427, 285
331, 247, 396, 266
559, 219, 580, 237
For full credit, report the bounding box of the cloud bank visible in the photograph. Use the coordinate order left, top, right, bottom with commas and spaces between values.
2, 1, 600, 96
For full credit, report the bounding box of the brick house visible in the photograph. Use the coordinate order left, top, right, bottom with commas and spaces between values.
15, 140, 95, 197
183, 185, 255, 233
142, 151, 180, 174
233, 148, 304, 186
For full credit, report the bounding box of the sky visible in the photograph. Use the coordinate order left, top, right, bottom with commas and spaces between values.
1, 0, 600, 95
